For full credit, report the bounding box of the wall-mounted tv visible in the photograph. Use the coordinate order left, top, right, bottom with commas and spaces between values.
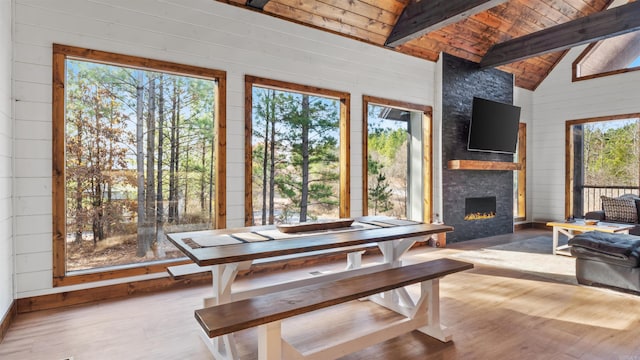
467, 97, 521, 154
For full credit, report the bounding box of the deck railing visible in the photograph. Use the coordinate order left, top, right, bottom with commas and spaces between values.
580, 185, 640, 214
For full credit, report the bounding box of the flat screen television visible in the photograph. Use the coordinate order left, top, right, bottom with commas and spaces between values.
467, 97, 521, 154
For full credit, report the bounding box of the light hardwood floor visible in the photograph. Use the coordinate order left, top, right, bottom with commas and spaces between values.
1, 229, 640, 360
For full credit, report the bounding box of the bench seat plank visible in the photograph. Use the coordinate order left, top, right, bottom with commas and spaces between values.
195, 258, 472, 338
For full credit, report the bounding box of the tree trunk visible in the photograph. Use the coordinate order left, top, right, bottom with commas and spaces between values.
168, 80, 179, 223
299, 95, 310, 222
146, 77, 157, 252
106, 99, 114, 237
268, 93, 276, 225
209, 105, 215, 224
74, 119, 84, 244
92, 101, 104, 244
261, 91, 271, 225
184, 143, 189, 216
157, 75, 164, 226
200, 140, 206, 212
136, 71, 149, 257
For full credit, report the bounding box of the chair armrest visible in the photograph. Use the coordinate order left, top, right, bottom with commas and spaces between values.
585, 210, 606, 221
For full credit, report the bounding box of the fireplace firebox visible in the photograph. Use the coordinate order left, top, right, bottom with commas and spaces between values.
464, 196, 496, 221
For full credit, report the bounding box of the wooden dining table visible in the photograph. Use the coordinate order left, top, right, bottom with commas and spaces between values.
166, 216, 454, 359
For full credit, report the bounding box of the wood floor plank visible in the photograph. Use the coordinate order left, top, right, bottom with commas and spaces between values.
1, 229, 640, 359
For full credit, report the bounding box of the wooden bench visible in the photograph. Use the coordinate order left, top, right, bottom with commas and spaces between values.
194, 258, 472, 360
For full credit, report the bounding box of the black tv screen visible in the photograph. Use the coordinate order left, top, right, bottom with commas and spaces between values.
468, 97, 521, 154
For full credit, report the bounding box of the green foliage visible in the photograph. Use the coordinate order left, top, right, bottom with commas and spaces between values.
367, 156, 393, 215
583, 120, 640, 186
251, 88, 340, 223
368, 127, 407, 163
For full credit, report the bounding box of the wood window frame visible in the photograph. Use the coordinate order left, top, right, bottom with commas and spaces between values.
515, 122, 527, 221
361, 96, 433, 223
244, 76, 351, 225
564, 113, 640, 218
52, 44, 227, 287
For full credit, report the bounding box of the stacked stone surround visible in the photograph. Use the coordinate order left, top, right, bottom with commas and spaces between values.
441, 53, 515, 243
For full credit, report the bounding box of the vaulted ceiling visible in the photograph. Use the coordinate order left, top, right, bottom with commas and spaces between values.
218, 0, 639, 91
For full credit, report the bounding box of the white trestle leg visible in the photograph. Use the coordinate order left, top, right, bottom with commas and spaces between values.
207, 263, 244, 359
258, 321, 283, 360
416, 278, 452, 342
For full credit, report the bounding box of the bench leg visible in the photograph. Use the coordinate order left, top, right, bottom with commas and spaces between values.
416, 278, 452, 342
345, 250, 365, 270
258, 321, 282, 360
199, 331, 238, 360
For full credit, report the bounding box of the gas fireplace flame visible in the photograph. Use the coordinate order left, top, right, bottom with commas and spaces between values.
464, 212, 496, 221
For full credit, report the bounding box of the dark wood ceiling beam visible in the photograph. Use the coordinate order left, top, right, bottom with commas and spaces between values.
247, 0, 270, 11
385, 0, 508, 48
480, 1, 640, 68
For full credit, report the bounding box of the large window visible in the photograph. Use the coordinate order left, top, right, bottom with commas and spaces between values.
245, 76, 350, 225
52, 45, 226, 285
566, 114, 640, 218
362, 96, 432, 222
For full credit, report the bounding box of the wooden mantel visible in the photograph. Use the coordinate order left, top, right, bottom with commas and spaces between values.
447, 160, 522, 171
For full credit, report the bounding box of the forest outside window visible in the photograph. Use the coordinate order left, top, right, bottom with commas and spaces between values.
565, 114, 640, 219
52, 45, 226, 285
362, 96, 432, 223
245, 76, 350, 225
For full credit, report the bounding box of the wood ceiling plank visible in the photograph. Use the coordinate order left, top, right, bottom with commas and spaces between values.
514, 75, 538, 89
394, 43, 440, 61
481, 0, 640, 68
385, 0, 508, 47
555, 0, 599, 14
502, 56, 557, 74
315, 0, 400, 25
470, 9, 516, 34
536, 0, 581, 21
358, 0, 409, 16
436, 25, 496, 55
509, 0, 564, 29
265, 1, 388, 44
272, 0, 392, 37
410, 34, 484, 62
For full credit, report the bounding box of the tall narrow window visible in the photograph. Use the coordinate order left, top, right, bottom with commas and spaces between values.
566, 114, 640, 218
362, 96, 432, 222
245, 76, 350, 225
514, 123, 526, 221
52, 45, 226, 285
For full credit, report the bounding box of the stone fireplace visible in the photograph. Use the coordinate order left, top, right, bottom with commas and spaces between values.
440, 53, 515, 243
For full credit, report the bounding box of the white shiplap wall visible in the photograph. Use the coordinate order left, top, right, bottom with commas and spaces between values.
0, 0, 15, 320
13, 0, 436, 297
532, 46, 640, 221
